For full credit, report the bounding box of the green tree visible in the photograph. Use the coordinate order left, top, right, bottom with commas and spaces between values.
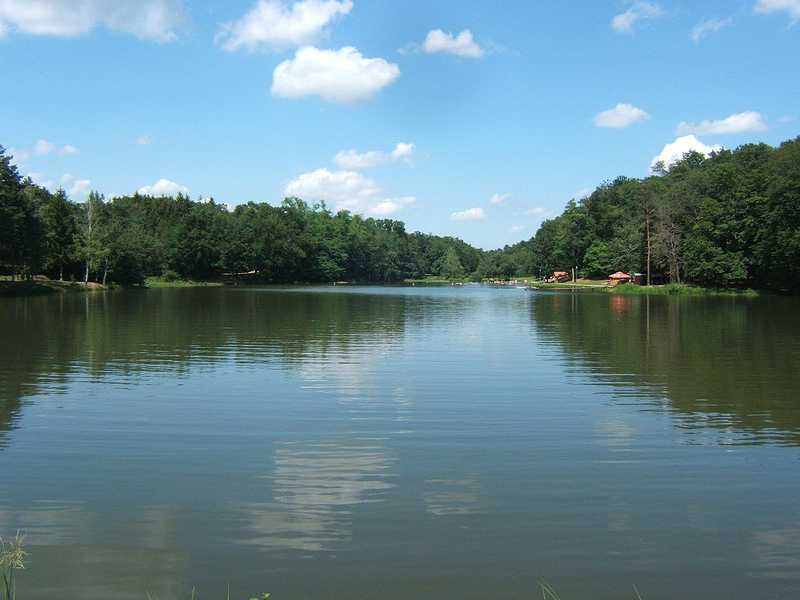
0, 148, 43, 279
438, 247, 465, 279
40, 189, 77, 280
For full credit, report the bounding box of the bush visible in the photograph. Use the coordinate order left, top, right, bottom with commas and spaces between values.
161, 269, 181, 282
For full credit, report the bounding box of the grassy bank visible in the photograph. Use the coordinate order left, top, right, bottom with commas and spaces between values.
609, 283, 760, 297
144, 276, 223, 288
0, 280, 106, 297
403, 276, 471, 285
530, 279, 609, 290
527, 279, 760, 297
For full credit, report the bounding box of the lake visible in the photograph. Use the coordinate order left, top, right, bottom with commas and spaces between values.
1, 286, 799, 599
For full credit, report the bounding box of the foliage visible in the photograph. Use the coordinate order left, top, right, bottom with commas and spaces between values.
0, 144, 480, 285
2, 137, 800, 291
488, 137, 800, 291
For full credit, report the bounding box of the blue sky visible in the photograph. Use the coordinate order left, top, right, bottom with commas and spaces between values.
1, 0, 798, 249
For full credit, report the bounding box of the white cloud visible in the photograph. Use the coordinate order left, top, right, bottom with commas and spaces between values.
450, 207, 486, 221
60, 173, 91, 197
676, 111, 768, 136
28, 172, 54, 189
136, 135, 152, 145
334, 149, 386, 169
390, 142, 415, 161
68, 179, 91, 197
0, 0, 184, 42
489, 193, 510, 205
523, 207, 552, 218
422, 29, 484, 58
138, 178, 190, 196
690, 17, 733, 43
593, 103, 650, 128
10, 139, 79, 161
216, 0, 352, 52
34, 139, 55, 155
754, 0, 800, 22
333, 142, 415, 170
284, 168, 414, 216
367, 197, 416, 216
272, 46, 400, 104
7, 147, 29, 164
611, 1, 664, 33
651, 135, 722, 169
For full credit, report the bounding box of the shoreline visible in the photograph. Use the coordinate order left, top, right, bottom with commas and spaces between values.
0, 277, 768, 298
0, 280, 107, 297
529, 280, 761, 297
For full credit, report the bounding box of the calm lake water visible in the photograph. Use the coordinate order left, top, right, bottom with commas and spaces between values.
1, 286, 799, 599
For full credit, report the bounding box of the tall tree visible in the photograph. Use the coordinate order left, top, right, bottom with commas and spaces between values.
438, 247, 465, 279
40, 189, 77, 280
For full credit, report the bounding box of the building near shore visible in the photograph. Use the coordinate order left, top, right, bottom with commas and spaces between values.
608, 271, 632, 285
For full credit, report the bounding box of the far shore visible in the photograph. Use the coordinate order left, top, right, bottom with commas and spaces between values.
0, 279, 107, 297
0, 276, 766, 298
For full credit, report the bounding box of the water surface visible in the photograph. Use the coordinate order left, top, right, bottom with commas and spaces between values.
1, 286, 799, 599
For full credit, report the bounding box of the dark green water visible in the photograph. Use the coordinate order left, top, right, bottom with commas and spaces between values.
1, 286, 799, 599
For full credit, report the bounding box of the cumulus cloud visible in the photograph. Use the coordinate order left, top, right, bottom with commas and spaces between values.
367, 197, 416, 216
690, 17, 733, 43
754, 0, 800, 22
334, 149, 386, 169
284, 168, 414, 215
594, 103, 650, 128
216, 0, 352, 52
60, 173, 91, 197
523, 207, 552, 218
13, 139, 79, 159
27, 172, 54, 189
676, 111, 767, 136
34, 139, 55, 155
651, 135, 722, 170
7, 147, 29, 164
0, 0, 185, 42
489, 193, 510, 205
138, 178, 190, 196
333, 142, 415, 170
450, 207, 485, 221
390, 142, 415, 161
422, 29, 484, 58
611, 1, 664, 33
272, 46, 400, 104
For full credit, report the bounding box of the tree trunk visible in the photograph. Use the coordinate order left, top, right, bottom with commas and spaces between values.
645, 214, 651, 286
59, 261, 64, 282
84, 261, 89, 284
102, 258, 108, 286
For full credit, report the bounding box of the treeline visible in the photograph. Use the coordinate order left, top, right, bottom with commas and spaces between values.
477, 137, 800, 291
3, 137, 800, 290
0, 146, 480, 284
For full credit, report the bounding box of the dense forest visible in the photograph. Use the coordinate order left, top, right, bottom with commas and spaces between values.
2, 136, 799, 290
0, 145, 480, 284
479, 136, 800, 291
